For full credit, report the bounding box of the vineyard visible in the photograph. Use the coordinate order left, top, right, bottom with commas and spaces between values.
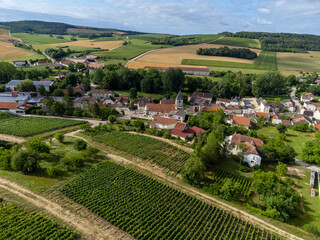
0, 117, 86, 137
61, 161, 283, 240
93, 131, 189, 172
213, 169, 253, 197
0, 200, 78, 239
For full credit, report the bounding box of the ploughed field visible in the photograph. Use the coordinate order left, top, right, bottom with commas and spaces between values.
0, 117, 85, 137
0, 200, 78, 239
61, 161, 283, 240
0, 42, 37, 61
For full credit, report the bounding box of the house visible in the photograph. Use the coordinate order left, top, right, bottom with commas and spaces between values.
226, 105, 242, 115
227, 133, 264, 167
304, 101, 320, 111
268, 102, 284, 113
103, 95, 116, 106
257, 98, 270, 113
231, 115, 251, 129
216, 98, 231, 107
74, 96, 96, 110
118, 95, 129, 106
0, 102, 19, 112
150, 116, 178, 129
62, 86, 85, 96
188, 92, 213, 106
230, 97, 240, 106
241, 99, 252, 108
12, 60, 27, 67
170, 122, 195, 140
292, 115, 313, 125
301, 93, 315, 103
190, 126, 206, 135
132, 98, 153, 110
88, 63, 105, 74
255, 112, 270, 121
169, 109, 186, 122
50, 63, 64, 69
282, 99, 296, 112
86, 55, 99, 60
145, 103, 176, 116
5, 80, 54, 92
60, 59, 73, 67
56, 72, 71, 80
91, 89, 114, 99
36, 60, 47, 66
160, 98, 175, 105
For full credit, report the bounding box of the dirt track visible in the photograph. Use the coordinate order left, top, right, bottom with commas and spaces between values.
0, 177, 133, 240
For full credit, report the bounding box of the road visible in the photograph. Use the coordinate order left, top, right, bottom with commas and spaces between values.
42, 51, 55, 63
290, 86, 302, 113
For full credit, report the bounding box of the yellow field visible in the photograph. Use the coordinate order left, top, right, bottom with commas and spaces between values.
0, 42, 37, 60
66, 28, 125, 35
127, 61, 209, 70
132, 44, 261, 66
0, 29, 19, 41
54, 39, 124, 50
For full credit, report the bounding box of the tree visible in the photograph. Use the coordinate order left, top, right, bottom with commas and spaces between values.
99, 107, 119, 120
66, 84, 73, 96
0, 62, 16, 84
256, 115, 266, 128
108, 115, 116, 124
200, 132, 221, 168
51, 101, 66, 116
0, 147, 12, 170
74, 139, 87, 151
252, 71, 287, 97
26, 140, 50, 153
38, 85, 46, 96
16, 79, 35, 92
220, 179, 241, 201
275, 162, 288, 177
302, 138, 320, 165
182, 156, 205, 185
276, 124, 286, 134
52, 88, 64, 96
133, 119, 145, 131
11, 150, 41, 174
129, 87, 137, 99
162, 68, 184, 93
54, 133, 64, 143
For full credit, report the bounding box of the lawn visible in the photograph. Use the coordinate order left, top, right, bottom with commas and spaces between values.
103, 39, 171, 60
263, 95, 290, 102
181, 51, 277, 71
257, 126, 313, 158
0, 117, 86, 137
215, 37, 260, 48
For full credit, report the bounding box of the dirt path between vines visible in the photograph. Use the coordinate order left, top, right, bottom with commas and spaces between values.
0, 178, 133, 240
0, 134, 25, 143
72, 134, 303, 240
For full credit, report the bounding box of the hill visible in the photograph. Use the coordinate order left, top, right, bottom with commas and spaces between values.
0, 20, 144, 36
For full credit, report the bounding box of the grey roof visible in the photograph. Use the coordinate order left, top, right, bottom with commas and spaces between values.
176, 90, 183, 101
15, 94, 29, 101
7, 80, 53, 87
0, 96, 16, 102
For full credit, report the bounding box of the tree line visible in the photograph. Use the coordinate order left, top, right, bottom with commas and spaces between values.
220, 31, 320, 52
197, 46, 257, 60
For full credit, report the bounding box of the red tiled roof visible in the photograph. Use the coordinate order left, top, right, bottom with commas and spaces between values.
174, 122, 188, 131
170, 129, 191, 138
146, 103, 176, 113
91, 89, 108, 94
315, 124, 320, 131
292, 117, 306, 123
281, 120, 292, 126
256, 112, 269, 118
231, 134, 264, 147
232, 115, 251, 127
216, 98, 231, 103
0, 102, 19, 109
151, 116, 177, 126
191, 126, 206, 134
88, 63, 105, 69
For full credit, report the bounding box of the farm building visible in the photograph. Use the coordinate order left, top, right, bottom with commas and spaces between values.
12, 60, 27, 67
5, 80, 54, 92
143, 66, 210, 76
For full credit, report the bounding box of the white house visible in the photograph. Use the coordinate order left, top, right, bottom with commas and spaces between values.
150, 116, 177, 129
257, 98, 270, 113
5, 80, 53, 92
301, 93, 315, 103
12, 61, 27, 67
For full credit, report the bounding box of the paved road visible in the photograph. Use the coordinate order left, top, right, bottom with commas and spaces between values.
290, 86, 302, 114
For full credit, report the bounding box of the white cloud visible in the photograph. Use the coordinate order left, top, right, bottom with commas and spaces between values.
257, 18, 273, 25
258, 8, 270, 14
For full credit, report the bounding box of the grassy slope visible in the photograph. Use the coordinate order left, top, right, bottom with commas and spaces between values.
215, 37, 260, 48
11, 33, 86, 44
257, 126, 313, 158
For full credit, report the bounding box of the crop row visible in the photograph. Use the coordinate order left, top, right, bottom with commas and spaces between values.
0, 117, 86, 137
94, 131, 190, 172
61, 161, 282, 240
213, 169, 253, 197
0, 201, 78, 240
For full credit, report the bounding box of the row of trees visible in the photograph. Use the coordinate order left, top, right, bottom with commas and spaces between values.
197, 47, 257, 60
45, 48, 72, 59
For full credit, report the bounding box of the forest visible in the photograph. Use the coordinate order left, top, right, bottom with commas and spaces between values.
220, 31, 320, 52
197, 47, 257, 60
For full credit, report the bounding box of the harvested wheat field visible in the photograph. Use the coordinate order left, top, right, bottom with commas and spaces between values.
0, 29, 19, 41
127, 61, 209, 70
0, 42, 36, 60
54, 40, 124, 50
133, 44, 261, 65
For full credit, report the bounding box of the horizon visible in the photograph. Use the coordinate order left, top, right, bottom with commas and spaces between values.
0, 0, 319, 35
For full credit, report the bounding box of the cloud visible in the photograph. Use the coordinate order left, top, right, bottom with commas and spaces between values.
258, 8, 270, 14
257, 18, 273, 25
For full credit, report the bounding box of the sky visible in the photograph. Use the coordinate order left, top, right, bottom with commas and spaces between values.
0, 0, 320, 35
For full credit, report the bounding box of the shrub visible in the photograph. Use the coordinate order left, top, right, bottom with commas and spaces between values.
11, 150, 41, 174
304, 224, 320, 236
74, 139, 87, 151
26, 140, 50, 153
47, 165, 64, 177
108, 115, 116, 124
54, 133, 64, 143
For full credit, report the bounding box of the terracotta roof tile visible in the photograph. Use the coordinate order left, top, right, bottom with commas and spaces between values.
174, 122, 188, 131
232, 115, 251, 127
231, 134, 264, 147
151, 116, 177, 126
146, 103, 176, 113
0, 102, 19, 109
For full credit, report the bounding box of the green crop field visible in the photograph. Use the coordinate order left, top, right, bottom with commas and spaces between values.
2, 54, 46, 63
182, 51, 277, 71
90, 131, 189, 173
215, 37, 260, 48
103, 39, 171, 60
0, 117, 86, 137
61, 161, 283, 240
11, 33, 85, 44
0, 200, 78, 239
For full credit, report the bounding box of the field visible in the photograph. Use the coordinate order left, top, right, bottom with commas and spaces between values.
11, 33, 77, 44
181, 51, 277, 71
0, 29, 19, 41
66, 27, 125, 35
277, 51, 320, 75
0, 41, 37, 61
215, 37, 260, 48
0, 117, 86, 137
213, 169, 253, 197
0, 200, 78, 239
257, 126, 313, 158
54, 39, 124, 50
61, 161, 282, 240
92, 131, 190, 173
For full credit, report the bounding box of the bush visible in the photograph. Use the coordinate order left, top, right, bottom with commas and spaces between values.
304, 224, 320, 236
61, 154, 85, 171
11, 150, 41, 174
47, 165, 64, 177
74, 139, 87, 151
55, 133, 64, 143
26, 140, 50, 153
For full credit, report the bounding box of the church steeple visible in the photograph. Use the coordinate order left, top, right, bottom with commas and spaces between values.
175, 90, 183, 109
